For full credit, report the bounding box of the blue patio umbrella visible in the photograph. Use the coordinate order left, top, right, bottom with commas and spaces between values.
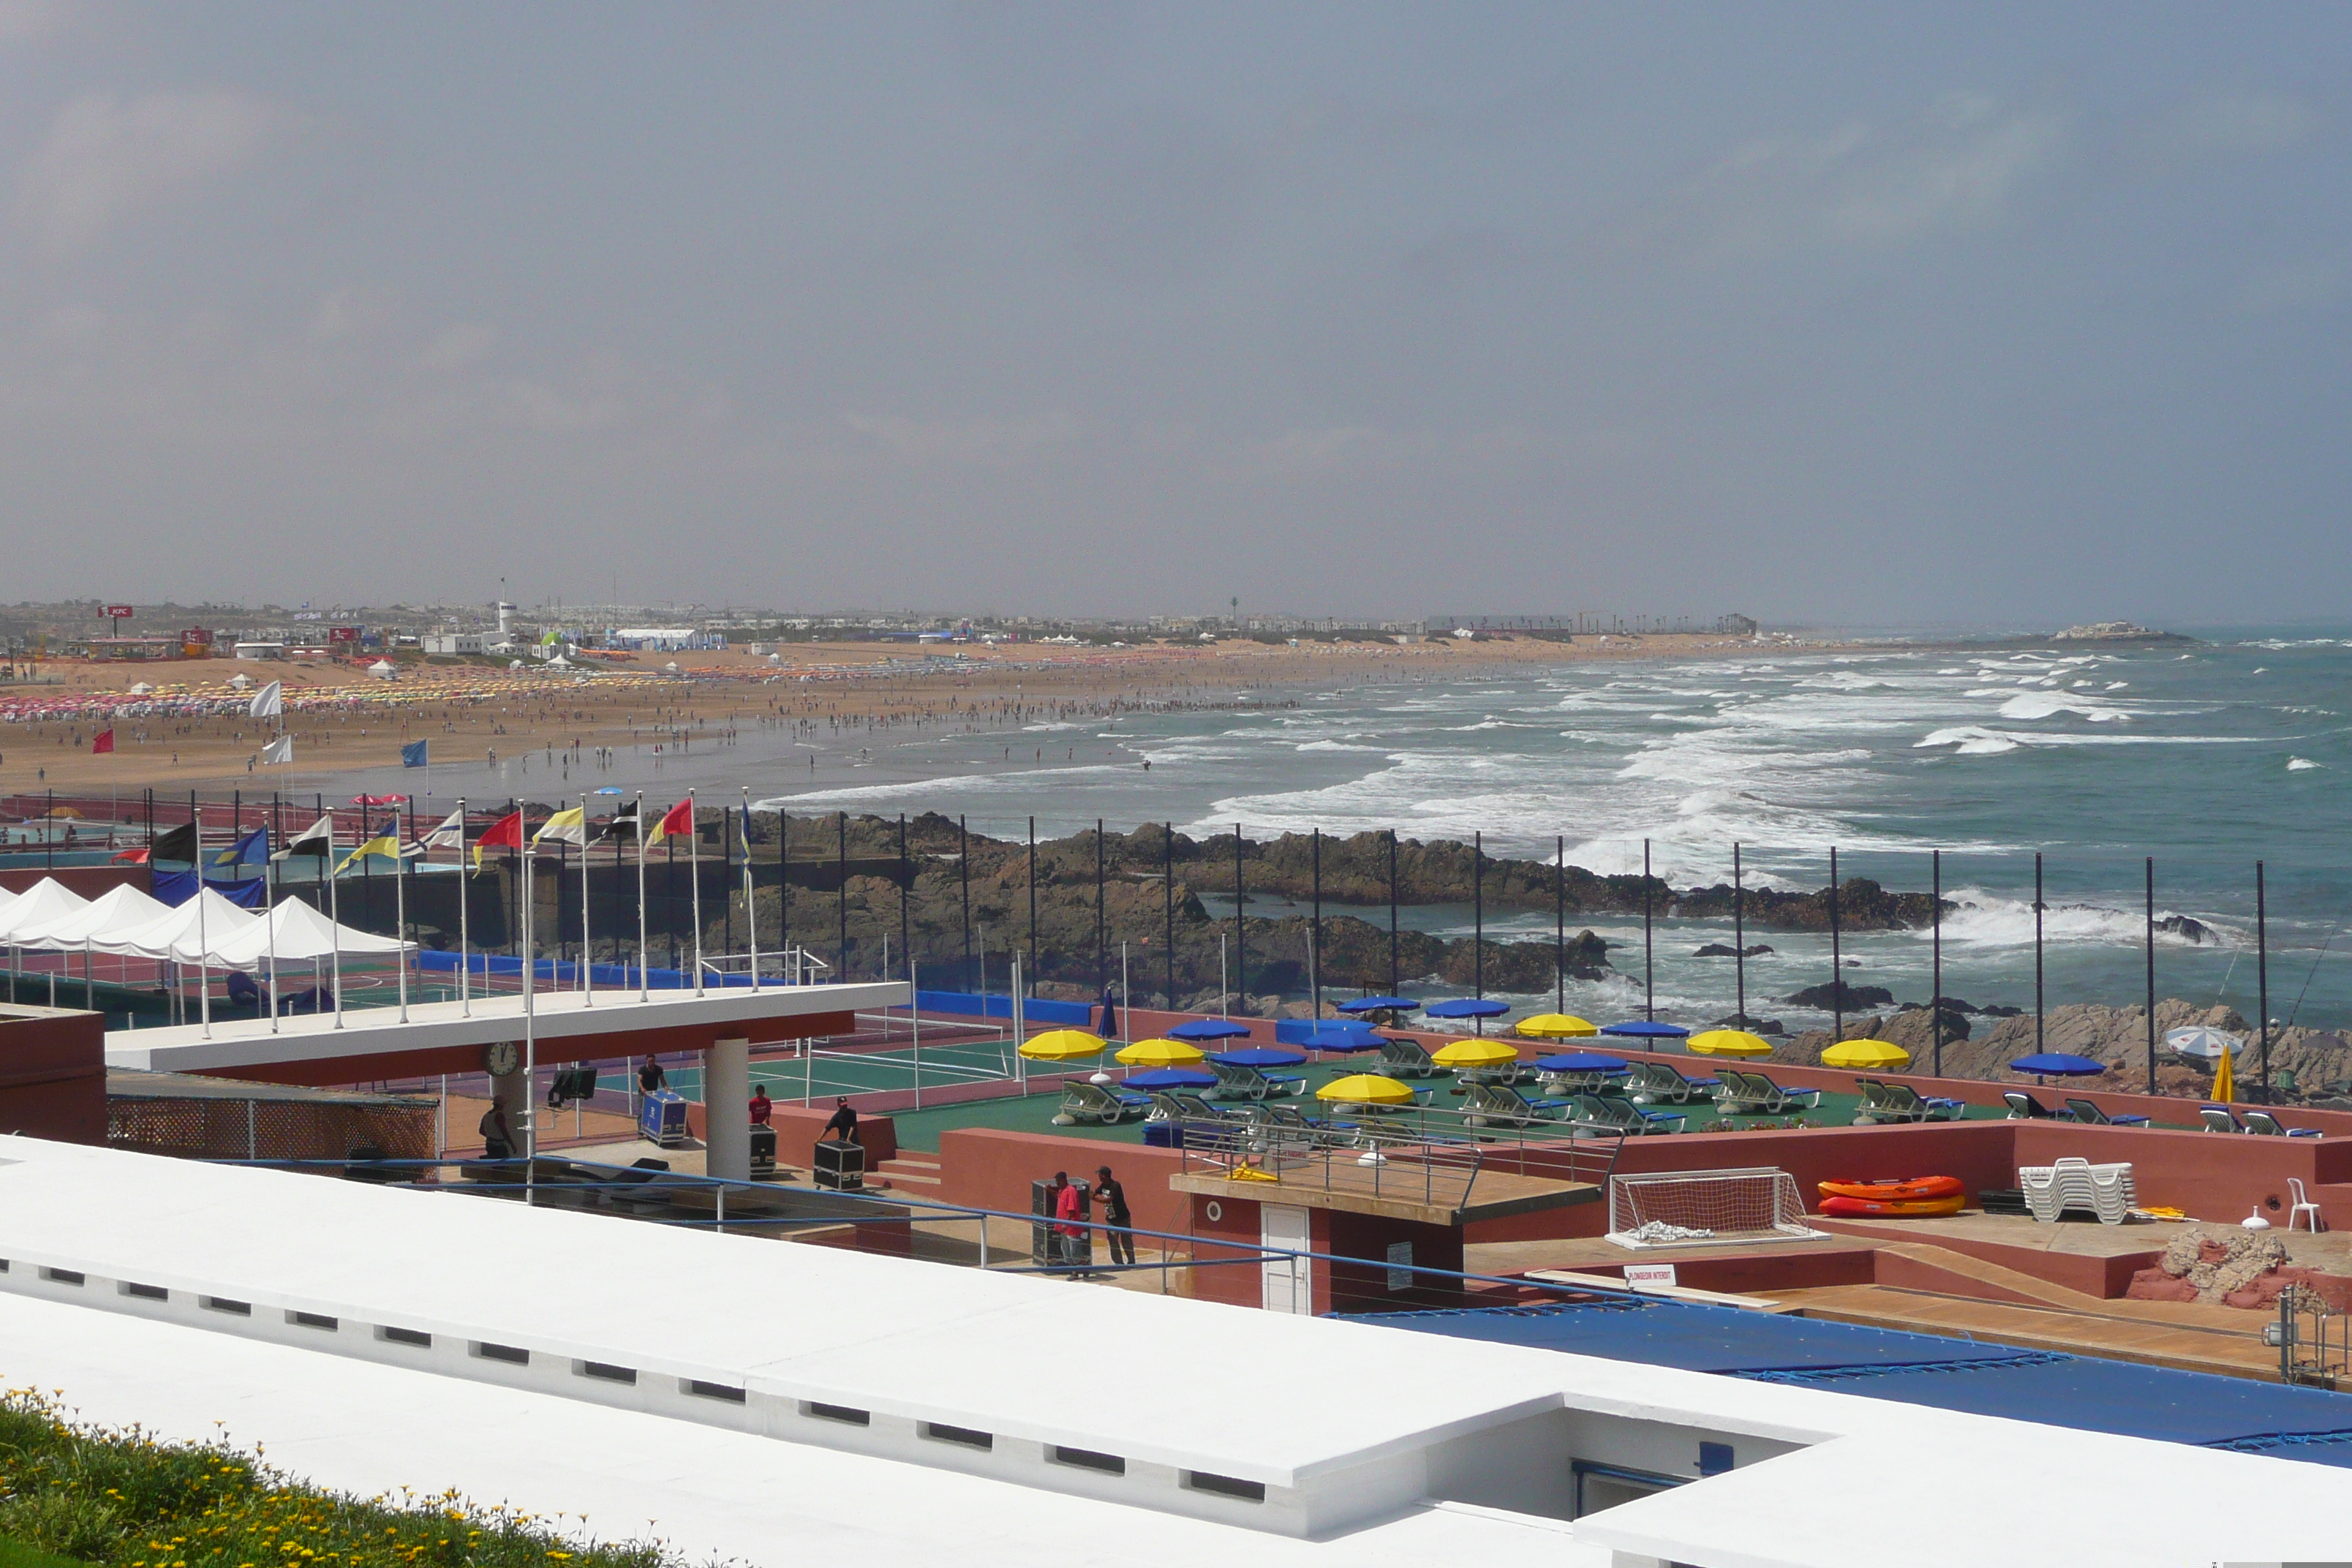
1124, 1068, 1218, 1090
1169, 1018, 1254, 1041
2008, 1053, 2106, 1077
592, 786, 625, 794
1210, 1048, 1308, 1068
1097, 989, 1120, 1039
1537, 1052, 1630, 1074
1602, 1020, 1691, 1040
1423, 998, 1509, 1018
1336, 996, 1421, 1014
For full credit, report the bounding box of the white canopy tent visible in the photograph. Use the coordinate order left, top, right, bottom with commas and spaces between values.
210, 898, 413, 970
26, 883, 171, 950
92, 888, 261, 963
0, 880, 90, 945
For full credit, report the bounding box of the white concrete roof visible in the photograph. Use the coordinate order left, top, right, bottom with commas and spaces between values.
105, 980, 904, 1074
0, 1290, 1599, 1568
2, 1135, 2351, 1564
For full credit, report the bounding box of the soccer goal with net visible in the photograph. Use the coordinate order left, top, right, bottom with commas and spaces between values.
1605, 1168, 1828, 1249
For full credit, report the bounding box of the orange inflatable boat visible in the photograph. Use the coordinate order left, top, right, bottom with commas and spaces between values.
1818, 1176, 1965, 1203
1817, 1193, 1967, 1218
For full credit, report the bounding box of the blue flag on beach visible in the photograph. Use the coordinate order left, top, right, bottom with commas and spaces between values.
402, 740, 429, 768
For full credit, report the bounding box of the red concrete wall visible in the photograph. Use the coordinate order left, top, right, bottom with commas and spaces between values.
0, 1007, 106, 1145
0, 866, 147, 898
682, 1101, 898, 1171
1324, 1208, 1466, 1314
935, 1128, 1193, 1239
1564, 1247, 1880, 1295
1185, 1190, 1264, 1308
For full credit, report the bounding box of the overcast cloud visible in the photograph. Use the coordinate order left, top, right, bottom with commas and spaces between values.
0, 2, 2345, 628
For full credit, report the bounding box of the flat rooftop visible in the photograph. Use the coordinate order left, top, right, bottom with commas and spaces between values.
3, 1136, 2352, 1564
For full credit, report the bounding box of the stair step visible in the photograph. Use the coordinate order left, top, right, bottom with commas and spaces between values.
885, 1156, 943, 1171
881, 1172, 943, 1188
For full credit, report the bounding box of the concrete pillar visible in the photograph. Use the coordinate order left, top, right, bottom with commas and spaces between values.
489, 1061, 528, 1156
705, 1036, 750, 1183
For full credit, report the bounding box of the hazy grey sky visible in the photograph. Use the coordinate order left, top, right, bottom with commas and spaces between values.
1, 3, 2346, 627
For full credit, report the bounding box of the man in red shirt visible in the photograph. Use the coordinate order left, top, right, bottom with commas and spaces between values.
749, 1085, 772, 1126
1050, 1170, 1089, 1273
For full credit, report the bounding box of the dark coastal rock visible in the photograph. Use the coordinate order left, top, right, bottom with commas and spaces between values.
1694, 943, 1774, 958
2157, 914, 2213, 944
1781, 981, 1895, 1011
1711, 1013, 1787, 1036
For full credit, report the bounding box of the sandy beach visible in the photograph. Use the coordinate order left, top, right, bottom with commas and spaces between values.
0, 630, 1820, 800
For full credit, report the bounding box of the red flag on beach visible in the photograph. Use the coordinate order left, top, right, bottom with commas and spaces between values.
91, 728, 113, 753
472, 809, 524, 870
645, 799, 695, 847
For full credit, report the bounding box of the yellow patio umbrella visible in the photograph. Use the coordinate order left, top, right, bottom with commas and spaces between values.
1821, 1038, 1910, 1069
1017, 1029, 1106, 1061
2212, 1041, 2235, 1104
1688, 1029, 1775, 1058
1116, 1037, 1206, 1068
1432, 1038, 1521, 1068
1316, 1074, 1416, 1105
1515, 1013, 1599, 1039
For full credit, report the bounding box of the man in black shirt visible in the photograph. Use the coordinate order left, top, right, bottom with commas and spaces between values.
638, 1058, 668, 1096
1093, 1164, 1134, 1267
822, 1096, 859, 1145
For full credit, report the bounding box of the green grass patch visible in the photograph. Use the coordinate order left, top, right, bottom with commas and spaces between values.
0, 1390, 668, 1568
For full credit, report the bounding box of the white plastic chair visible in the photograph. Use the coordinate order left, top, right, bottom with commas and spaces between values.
2288, 1177, 2324, 1233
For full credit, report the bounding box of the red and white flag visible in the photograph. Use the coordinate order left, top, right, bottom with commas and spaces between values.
91, 728, 113, 754
472, 808, 525, 870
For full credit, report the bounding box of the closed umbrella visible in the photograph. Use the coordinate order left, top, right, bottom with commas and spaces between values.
1688, 1029, 1775, 1058
1018, 1029, 1106, 1061
1822, 1039, 1910, 1069
1536, 1052, 1629, 1074
1431, 1039, 1519, 1068
2212, 1043, 2236, 1104
1117, 1037, 1207, 1068
1209, 1048, 1306, 1068
1336, 996, 1420, 1015
1316, 1074, 1415, 1106
1516, 1013, 1599, 1039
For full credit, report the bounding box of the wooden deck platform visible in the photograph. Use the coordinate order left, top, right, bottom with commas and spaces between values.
1171, 1158, 1600, 1226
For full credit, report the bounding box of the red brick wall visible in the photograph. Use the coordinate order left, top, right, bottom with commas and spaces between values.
936, 1128, 1192, 1238
0, 1008, 105, 1145
0, 866, 146, 899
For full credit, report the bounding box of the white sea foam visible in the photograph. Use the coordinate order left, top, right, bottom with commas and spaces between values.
2289, 757, 2323, 771
1917, 726, 2022, 755
1998, 693, 2129, 723
1922, 889, 2233, 950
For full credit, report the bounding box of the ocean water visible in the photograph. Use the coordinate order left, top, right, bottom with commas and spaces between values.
321, 630, 2352, 1033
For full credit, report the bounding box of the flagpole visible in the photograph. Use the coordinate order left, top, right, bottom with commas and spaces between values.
689, 790, 703, 995
328, 813, 344, 1030
396, 804, 410, 1024
522, 837, 538, 1204
635, 791, 648, 1000
580, 792, 592, 1008
741, 788, 760, 992
195, 812, 211, 1041
265, 818, 279, 1034
457, 796, 471, 1017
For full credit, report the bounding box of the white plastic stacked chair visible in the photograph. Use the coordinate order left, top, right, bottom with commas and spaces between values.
2016, 1156, 2137, 1225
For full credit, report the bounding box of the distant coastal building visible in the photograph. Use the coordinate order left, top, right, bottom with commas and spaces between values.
2048, 622, 2190, 643
1424, 611, 1761, 637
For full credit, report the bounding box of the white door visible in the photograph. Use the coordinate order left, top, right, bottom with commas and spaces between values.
1260, 1204, 1311, 1314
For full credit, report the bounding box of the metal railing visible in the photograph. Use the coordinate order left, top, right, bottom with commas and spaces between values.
200, 1153, 1663, 1318
2274, 1284, 2352, 1389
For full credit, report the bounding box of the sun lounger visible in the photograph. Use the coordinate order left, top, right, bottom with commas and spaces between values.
1209, 1059, 1307, 1101
1058, 1081, 1153, 1126
1147, 1091, 1245, 1124
2244, 1110, 2323, 1138
1854, 1079, 1965, 1125
2017, 1156, 2137, 1225
2003, 1090, 2065, 1120
1463, 1081, 1575, 1129
1537, 1063, 1631, 1096
1376, 1035, 1449, 1079
1715, 1068, 1820, 1116
2201, 1105, 2244, 1134
1627, 1060, 1721, 1105
2062, 1098, 2149, 1127
1570, 1093, 1686, 1137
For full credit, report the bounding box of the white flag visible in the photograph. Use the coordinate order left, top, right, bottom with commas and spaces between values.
248, 680, 283, 720
273, 813, 331, 859
260, 734, 293, 765
532, 806, 587, 846
407, 807, 465, 857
